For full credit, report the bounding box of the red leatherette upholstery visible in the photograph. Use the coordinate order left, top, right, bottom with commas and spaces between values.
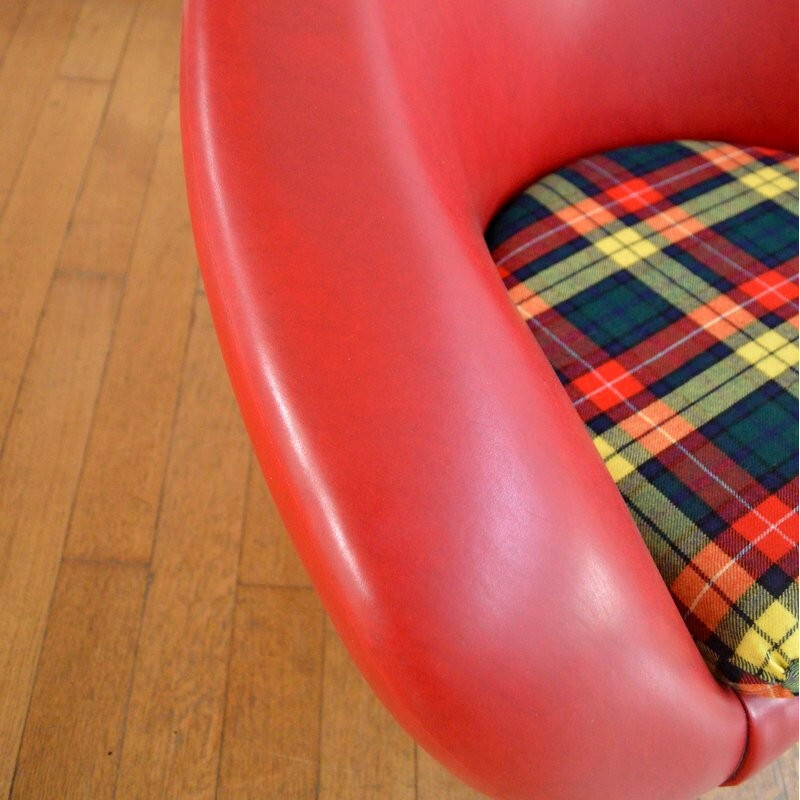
180, 2, 798, 798
726, 694, 800, 784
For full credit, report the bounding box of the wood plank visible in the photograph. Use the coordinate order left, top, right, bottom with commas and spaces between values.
0, 0, 84, 208
776, 745, 799, 799
0, 0, 26, 63
11, 561, 148, 800
65, 98, 198, 563
218, 586, 324, 800
239, 458, 311, 587
0, 272, 120, 799
58, 0, 182, 277
114, 297, 250, 800
59, 0, 138, 81
318, 620, 416, 800
0, 77, 109, 441
416, 748, 487, 800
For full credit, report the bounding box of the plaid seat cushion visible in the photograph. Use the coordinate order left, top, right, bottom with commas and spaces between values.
487, 141, 799, 697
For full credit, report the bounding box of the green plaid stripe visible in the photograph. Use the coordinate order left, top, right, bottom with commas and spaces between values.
487, 141, 799, 696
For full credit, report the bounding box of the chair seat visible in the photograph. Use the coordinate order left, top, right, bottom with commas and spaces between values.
488, 140, 799, 697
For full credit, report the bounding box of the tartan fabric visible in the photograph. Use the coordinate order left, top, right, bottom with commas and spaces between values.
487, 141, 799, 697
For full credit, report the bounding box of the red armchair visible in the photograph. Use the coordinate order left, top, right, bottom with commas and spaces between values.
180, 2, 799, 797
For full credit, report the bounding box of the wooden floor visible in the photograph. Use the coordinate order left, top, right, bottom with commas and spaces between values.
0, 1, 796, 798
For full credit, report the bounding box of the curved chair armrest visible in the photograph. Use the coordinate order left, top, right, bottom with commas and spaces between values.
178, 2, 786, 797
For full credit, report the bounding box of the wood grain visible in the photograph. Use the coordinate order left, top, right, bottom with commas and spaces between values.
65, 97, 198, 563
0, 77, 108, 440
0, 0, 26, 62
240, 458, 312, 587
57, 0, 182, 278
0, 272, 120, 798
113, 297, 250, 800
11, 561, 148, 800
0, 0, 83, 208
218, 586, 324, 800
318, 620, 416, 800
59, 0, 138, 81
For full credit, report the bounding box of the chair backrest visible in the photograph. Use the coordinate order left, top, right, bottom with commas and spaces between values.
371, 0, 798, 225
